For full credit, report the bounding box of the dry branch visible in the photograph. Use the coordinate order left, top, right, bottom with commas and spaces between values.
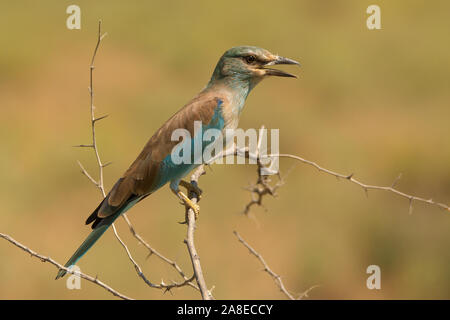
111, 224, 196, 292
183, 165, 214, 300
233, 230, 295, 300
75, 20, 108, 197
271, 153, 450, 214
212, 141, 449, 215
0, 233, 132, 300
121, 214, 199, 291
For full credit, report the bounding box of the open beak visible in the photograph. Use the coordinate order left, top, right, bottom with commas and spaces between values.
263, 56, 300, 78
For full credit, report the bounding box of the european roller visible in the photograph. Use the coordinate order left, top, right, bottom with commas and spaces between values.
56, 46, 299, 279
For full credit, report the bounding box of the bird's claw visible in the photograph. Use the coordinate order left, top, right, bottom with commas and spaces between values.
176, 190, 200, 221
178, 201, 200, 224
179, 180, 203, 200
185, 200, 200, 220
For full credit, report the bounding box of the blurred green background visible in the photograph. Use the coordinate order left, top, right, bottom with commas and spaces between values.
0, 0, 449, 299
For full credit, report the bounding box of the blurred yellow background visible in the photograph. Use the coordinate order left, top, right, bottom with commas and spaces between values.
0, 0, 449, 299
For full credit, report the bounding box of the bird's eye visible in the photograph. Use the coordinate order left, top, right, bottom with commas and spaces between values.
245, 55, 257, 64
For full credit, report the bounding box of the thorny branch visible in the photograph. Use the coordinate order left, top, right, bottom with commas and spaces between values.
121, 214, 199, 292
212, 136, 450, 215
0, 233, 132, 300
74, 20, 108, 198
233, 230, 295, 300
111, 224, 196, 292
270, 153, 450, 214
233, 231, 319, 300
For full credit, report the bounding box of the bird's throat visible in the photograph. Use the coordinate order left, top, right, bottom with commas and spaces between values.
208, 76, 256, 115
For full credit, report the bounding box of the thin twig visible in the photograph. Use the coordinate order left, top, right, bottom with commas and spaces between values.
0, 233, 132, 300
77, 160, 98, 187
297, 284, 321, 300
121, 214, 199, 291
75, 20, 108, 195
233, 230, 296, 300
88, 20, 107, 197
270, 153, 450, 214
111, 225, 196, 292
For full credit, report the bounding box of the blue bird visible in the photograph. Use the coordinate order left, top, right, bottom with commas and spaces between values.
56, 46, 299, 279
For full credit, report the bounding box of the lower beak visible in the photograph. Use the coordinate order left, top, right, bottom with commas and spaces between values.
263, 56, 300, 78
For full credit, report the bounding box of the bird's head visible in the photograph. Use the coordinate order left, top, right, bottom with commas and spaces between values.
209, 46, 300, 89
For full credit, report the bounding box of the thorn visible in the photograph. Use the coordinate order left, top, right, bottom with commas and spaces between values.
298, 284, 320, 300
409, 198, 414, 215
346, 173, 353, 180
102, 161, 113, 168
73, 144, 94, 148
93, 114, 109, 122
163, 287, 173, 295
391, 173, 402, 188
364, 188, 369, 198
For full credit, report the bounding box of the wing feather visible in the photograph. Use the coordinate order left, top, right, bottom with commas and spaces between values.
96, 91, 227, 218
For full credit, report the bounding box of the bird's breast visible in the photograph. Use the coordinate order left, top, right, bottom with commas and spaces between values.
220, 97, 243, 131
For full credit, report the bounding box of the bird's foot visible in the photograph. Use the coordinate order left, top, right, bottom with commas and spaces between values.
179, 180, 202, 200
177, 191, 200, 220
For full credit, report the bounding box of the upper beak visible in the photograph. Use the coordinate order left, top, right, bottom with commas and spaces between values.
263, 56, 300, 78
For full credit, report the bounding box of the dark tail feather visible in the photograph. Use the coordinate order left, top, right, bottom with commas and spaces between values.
85, 198, 105, 226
